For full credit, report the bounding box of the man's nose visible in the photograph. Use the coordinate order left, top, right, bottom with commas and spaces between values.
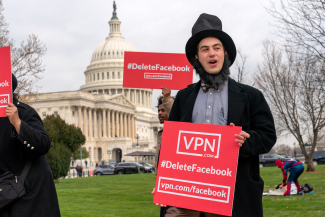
208, 48, 215, 56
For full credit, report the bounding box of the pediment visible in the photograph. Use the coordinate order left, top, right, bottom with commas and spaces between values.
108, 94, 135, 108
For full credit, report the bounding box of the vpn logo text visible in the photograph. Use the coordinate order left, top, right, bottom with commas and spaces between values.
176, 131, 221, 158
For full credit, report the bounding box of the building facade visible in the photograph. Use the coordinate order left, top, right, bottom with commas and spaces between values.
28, 6, 161, 165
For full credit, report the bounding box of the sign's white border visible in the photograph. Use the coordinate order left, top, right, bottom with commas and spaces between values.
157, 176, 230, 203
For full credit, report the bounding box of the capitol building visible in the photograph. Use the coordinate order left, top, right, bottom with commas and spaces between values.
29, 5, 160, 164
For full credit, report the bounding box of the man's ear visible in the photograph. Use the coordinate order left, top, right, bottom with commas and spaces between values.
225, 51, 228, 55
195, 55, 198, 59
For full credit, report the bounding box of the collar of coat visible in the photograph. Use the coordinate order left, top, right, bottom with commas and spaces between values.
179, 77, 247, 126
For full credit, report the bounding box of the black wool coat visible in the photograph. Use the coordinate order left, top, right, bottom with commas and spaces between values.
160, 78, 276, 217
0, 100, 61, 217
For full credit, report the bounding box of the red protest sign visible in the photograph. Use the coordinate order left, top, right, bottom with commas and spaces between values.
0, 46, 12, 117
154, 121, 241, 216
123, 51, 193, 90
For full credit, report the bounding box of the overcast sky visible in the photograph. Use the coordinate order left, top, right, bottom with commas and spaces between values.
3, 0, 295, 146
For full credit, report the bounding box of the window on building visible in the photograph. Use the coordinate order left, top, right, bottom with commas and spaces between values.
113, 51, 114, 55
101, 53, 102, 56
104, 52, 106, 55
54, 111, 58, 116
72, 111, 75, 116
117, 51, 119, 55
97, 73, 99, 80
118, 72, 120, 79
107, 72, 109, 79
122, 51, 123, 55
108, 52, 110, 55
102, 72, 104, 79
42, 112, 46, 117
93, 74, 95, 81
112, 72, 115, 79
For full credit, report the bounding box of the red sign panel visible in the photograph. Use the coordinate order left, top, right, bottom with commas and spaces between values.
0, 46, 12, 117
154, 121, 242, 216
123, 51, 193, 90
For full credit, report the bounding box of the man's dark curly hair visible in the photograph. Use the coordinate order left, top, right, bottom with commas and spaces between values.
156, 95, 163, 108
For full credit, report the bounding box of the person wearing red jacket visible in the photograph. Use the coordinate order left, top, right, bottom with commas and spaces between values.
275, 159, 304, 196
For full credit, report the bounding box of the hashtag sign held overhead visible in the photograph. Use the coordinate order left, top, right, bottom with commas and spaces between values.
0, 46, 12, 117
123, 51, 193, 90
154, 121, 241, 216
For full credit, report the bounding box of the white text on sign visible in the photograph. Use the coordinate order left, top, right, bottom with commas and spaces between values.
0, 94, 10, 108
177, 131, 221, 158
127, 63, 191, 72
0, 80, 9, 88
160, 160, 232, 177
157, 177, 230, 203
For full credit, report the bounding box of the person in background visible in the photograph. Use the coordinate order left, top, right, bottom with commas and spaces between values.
275, 159, 304, 196
75, 165, 80, 177
154, 87, 174, 173
85, 160, 88, 168
151, 87, 174, 197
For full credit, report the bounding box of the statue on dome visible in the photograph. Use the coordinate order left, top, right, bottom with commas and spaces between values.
111, 1, 118, 20
113, 1, 117, 12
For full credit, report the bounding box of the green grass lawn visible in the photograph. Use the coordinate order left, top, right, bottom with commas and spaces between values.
56, 165, 325, 217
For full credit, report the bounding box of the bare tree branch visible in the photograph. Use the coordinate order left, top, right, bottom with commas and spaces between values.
0, 1, 46, 103
254, 40, 325, 171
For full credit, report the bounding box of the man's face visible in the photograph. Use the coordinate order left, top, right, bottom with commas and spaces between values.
195, 37, 227, 74
158, 104, 168, 124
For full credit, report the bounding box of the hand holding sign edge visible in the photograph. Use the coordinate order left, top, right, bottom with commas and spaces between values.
6, 103, 21, 134
152, 187, 167, 207
230, 123, 250, 147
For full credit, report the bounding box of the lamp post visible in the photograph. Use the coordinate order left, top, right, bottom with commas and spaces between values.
136, 134, 140, 148
80, 147, 83, 167
68, 157, 71, 179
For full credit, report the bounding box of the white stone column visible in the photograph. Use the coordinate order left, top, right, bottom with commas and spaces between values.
83, 107, 87, 138
88, 108, 93, 139
116, 111, 119, 137
124, 113, 127, 137
98, 110, 102, 138
127, 114, 131, 137
107, 109, 111, 138
102, 108, 106, 138
94, 109, 97, 139
133, 115, 136, 140
78, 106, 82, 129
112, 110, 115, 137
150, 92, 152, 107
127, 89, 131, 101
120, 112, 123, 137
140, 90, 143, 106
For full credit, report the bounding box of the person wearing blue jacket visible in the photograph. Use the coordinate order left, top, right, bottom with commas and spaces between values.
275, 159, 304, 196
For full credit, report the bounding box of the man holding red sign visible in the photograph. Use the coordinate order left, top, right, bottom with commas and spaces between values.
155, 14, 276, 217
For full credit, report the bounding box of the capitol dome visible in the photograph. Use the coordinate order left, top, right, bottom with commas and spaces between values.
80, 5, 153, 111
90, 36, 136, 64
